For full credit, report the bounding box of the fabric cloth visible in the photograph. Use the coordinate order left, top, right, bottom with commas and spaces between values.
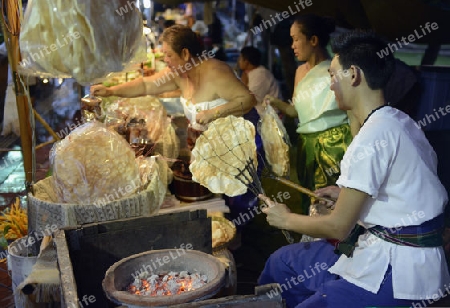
296, 123, 352, 218
180, 96, 227, 131
368, 212, 444, 247
291, 59, 351, 225
258, 240, 414, 308
247, 65, 281, 103
16, 238, 61, 307
292, 60, 348, 134
329, 106, 450, 299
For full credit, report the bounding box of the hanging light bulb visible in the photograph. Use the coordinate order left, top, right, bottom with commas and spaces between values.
143, 27, 151, 35
143, 0, 151, 9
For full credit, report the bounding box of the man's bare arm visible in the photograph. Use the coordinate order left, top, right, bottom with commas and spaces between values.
262, 187, 368, 240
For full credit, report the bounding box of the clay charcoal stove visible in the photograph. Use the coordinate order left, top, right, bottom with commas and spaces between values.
103, 249, 226, 307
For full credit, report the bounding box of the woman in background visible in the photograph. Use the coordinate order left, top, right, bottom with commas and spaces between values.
264, 15, 355, 237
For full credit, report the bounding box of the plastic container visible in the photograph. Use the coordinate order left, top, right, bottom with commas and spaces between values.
7, 236, 38, 305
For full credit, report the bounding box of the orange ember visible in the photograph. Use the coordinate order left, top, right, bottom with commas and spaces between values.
127, 272, 207, 296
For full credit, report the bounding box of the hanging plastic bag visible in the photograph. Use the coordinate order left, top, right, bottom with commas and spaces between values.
2, 82, 19, 136
19, 0, 146, 85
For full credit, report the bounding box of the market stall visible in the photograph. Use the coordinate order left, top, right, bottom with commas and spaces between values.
3, 0, 449, 307
0, 1, 273, 307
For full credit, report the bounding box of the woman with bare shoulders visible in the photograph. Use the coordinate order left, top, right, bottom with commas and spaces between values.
264, 15, 355, 235
91, 25, 262, 228
91, 25, 256, 128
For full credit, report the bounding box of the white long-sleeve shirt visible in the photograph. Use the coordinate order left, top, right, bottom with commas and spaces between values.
329, 106, 450, 300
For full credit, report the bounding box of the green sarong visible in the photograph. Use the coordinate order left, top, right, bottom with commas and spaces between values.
296, 123, 352, 215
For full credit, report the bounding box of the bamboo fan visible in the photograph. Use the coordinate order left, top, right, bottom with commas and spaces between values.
189, 115, 295, 244
190, 116, 336, 202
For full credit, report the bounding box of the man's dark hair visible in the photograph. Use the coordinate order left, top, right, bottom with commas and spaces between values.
164, 20, 176, 29
240, 46, 261, 66
331, 30, 395, 90
160, 25, 203, 57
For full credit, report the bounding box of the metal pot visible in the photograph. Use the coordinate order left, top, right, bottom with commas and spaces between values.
170, 160, 213, 202
171, 174, 213, 202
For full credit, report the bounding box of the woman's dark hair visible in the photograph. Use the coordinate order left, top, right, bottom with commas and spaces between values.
209, 13, 224, 45
160, 25, 203, 57
331, 29, 395, 90
240, 46, 261, 66
293, 14, 335, 48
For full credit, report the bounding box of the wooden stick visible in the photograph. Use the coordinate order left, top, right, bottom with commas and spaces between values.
272, 176, 336, 203
35, 139, 57, 150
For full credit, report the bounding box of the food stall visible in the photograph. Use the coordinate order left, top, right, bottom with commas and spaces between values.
0, 1, 285, 307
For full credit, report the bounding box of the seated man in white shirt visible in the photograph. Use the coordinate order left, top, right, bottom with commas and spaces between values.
238, 46, 281, 114
258, 29, 450, 308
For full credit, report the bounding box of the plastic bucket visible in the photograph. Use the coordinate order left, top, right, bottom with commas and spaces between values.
7, 236, 38, 305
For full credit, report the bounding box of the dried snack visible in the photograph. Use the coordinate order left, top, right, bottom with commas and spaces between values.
212, 220, 228, 248
259, 105, 290, 176
211, 217, 236, 249
50, 121, 141, 204
189, 116, 257, 197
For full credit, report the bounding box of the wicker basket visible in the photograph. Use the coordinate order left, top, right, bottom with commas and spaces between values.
28, 157, 167, 234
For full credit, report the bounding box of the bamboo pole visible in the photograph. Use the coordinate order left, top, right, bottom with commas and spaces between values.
1, 0, 34, 188
33, 109, 61, 142
35, 139, 56, 150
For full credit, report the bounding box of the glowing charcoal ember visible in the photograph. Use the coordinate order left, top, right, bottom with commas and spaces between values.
127, 271, 208, 296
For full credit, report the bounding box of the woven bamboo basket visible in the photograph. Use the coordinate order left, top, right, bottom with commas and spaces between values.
27, 158, 167, 234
